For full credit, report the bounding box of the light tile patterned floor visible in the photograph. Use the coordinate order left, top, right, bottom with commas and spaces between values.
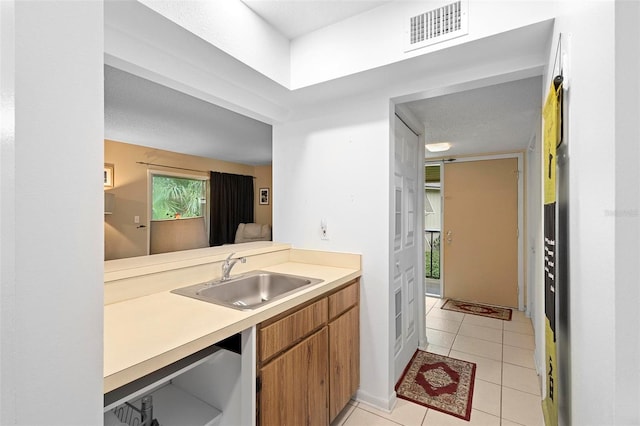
332, 296, 544, 426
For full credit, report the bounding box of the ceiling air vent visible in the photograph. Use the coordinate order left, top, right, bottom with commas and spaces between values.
406, 0, 468, 52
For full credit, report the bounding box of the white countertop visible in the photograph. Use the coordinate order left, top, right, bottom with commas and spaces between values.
104, 248, 361, 393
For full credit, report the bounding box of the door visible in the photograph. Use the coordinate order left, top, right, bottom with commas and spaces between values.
443, 158, 518, 307
393, 116, 421, 381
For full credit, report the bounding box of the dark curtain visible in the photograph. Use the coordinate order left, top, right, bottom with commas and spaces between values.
209, 171, 254, 246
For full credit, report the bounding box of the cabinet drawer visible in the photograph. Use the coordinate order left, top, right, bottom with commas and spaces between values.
328, 281, 359, 320
259, 298, 328, 362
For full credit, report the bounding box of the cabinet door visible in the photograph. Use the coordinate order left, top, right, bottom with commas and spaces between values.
260, 327, 328, 426
329, 306, 360, 422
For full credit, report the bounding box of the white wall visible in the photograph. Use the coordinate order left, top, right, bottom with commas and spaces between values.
113, 0, 555, 91
540, 1, 640, 424
0, 1, 104, 424
290, 0, 556, 89
274, 46, 547, 408
140, 0, 291, 87
559, 2, 616, 424
273, 99, 394, 407
104, 0, 291, 124
614, 1, 640, 423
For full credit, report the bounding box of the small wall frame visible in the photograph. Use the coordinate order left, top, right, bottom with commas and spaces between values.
259, 187, 269, 205
104, 163, 114, 188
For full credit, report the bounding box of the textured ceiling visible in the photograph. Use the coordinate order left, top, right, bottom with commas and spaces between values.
241, 0, 391, 39
104, 65, 272, 166
403, 76, 542, 158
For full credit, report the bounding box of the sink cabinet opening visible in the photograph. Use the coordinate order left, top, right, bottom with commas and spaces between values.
104, 330, 255, 426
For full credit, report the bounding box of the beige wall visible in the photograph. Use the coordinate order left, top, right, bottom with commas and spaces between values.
104, 140, 272, 260
254, 164, 273, 227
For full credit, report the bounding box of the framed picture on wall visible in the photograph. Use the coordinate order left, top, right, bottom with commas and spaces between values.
259, 187, 269, 205
104, 163, 114, 188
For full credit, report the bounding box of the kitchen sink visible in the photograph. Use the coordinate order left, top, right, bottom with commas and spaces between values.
171, 271, 323, 311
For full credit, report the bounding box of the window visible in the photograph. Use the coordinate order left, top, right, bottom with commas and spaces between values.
151, 174, 207, 220
149, 171, 210, 255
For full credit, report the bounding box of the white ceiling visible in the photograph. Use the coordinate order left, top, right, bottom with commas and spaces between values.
403, 76, 542, 158
241, 0, 391, 39
105, 65, 273, 166
104, 1, 551, 164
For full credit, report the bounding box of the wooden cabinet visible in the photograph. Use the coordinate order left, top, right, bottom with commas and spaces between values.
259, 298, 328, 363
260, 328, 328, 426
328, 282, 359, 319
327, 281, 360, 422
257, 280, 360, 426
328, 305, 359, 422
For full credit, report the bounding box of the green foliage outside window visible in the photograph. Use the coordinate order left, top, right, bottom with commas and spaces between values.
152, 175, 206, 220
425, 250, 440, 279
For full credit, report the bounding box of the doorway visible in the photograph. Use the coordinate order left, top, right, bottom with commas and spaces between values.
396, 75, 535, 387
442, 156, 521, 308
424, 163, 442, 297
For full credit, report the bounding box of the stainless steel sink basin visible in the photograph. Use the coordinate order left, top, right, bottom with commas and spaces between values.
171, 271, 323, 310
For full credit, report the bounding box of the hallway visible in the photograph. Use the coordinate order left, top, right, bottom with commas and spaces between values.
332, 297, 543, 426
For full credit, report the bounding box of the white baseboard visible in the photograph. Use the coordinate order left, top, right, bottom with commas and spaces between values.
354, 389, 397, 413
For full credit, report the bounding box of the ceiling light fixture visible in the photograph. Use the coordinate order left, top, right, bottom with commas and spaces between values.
425, 142, 452, 152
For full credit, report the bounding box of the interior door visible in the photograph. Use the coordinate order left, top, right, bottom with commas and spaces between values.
393, 116, 420, 381
443, 158, 518, 307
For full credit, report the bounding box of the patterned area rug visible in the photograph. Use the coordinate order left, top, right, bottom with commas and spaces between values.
396, 350, 476, 421
442, 299, 512, 321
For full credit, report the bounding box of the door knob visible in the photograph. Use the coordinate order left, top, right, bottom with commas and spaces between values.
446, 230, 452, 244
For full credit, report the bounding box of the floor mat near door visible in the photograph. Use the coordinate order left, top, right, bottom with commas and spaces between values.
441, 299, 512, 321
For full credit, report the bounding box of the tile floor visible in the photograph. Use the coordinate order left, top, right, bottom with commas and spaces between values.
331, 296, 544, 426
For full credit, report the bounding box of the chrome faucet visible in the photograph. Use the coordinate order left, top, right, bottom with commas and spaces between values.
221, 252, 246, 281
